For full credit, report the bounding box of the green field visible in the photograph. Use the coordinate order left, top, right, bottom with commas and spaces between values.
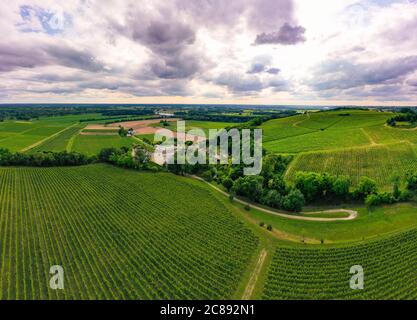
71, 135, 134, 156
0, 115, 101, 152
261, 110, 391, 153
29, 124, 86, 153
0, 164, 258, 299
286, 142, 417, 190
263, 229, 417, 299
259, 109, 417, 189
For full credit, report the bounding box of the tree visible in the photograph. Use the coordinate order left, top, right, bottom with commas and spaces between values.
201, 170, 213, 182
332, 176, 351, 199
232, 176, 264, 202
262, 190, 282, 208
222, 177, 234, 191
405, 170, 417, 190
133, 145, 151, 164
281, 188, 305, 212
118, 127, 128, 137
391, 175, 401, 199
98, 148, 119, 162
354, 177, 378, 199
268, 175, 286, 194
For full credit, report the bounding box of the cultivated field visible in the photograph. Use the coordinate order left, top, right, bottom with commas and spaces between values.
286, 142, 417, 190
0, 164, 258, 299
71, 135, 134, 156
260, 109, 417, 189
263, 229, 417, 299
29, 124, 85, 153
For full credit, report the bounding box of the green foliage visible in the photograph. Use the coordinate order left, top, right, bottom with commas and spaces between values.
281, 189, 305, 212
201, 170, 213, 182
222, 177, 234, 191
294, 172, 348, 202
233, 176, 264, 201
262, 190, 282, 209
354, 177, 378, 199
118, 127, 128, 137
0, 148, 92, 167
332, 176, 351, 198
406, 170, 417, 190
365, 192, 395, 209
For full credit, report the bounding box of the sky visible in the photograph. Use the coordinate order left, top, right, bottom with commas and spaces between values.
0, 0, 417, 106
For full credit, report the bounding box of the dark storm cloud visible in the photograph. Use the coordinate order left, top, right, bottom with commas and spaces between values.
254, 23, 306, 45
311, 56, 417, 91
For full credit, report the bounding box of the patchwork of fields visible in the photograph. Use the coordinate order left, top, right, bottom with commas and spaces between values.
261, 110, 417, 189
0, 164, 258, 299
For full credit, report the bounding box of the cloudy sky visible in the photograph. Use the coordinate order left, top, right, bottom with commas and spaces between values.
1, 0, 417, 105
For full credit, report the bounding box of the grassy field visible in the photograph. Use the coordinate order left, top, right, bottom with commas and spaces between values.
0, 115, 103, 152
0, 164, 258, 299
243, 202, 417, 244
71, 135, 134, 156
261, 110, 391, 153
262, 228, 417, 299
29, 124, 86, 153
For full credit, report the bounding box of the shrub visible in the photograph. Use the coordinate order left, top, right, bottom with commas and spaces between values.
223, 178, 234, 191
354, 177, 378, 199
406, 170, 417, 190
281, 188, 305, 212
267, 225, 273, 231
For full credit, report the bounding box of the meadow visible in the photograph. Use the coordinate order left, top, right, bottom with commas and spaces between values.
71, 135, 134, 156
0, 164, 258, 299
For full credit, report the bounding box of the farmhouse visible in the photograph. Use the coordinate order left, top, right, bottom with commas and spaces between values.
126, 128, 135, 137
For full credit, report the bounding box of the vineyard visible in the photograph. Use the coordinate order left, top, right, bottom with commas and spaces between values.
0, 164, 258, 299
262, 229, 417, 299
261, 110, 391, 153
28, 124, 85, 153
285, 142, 417, 189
